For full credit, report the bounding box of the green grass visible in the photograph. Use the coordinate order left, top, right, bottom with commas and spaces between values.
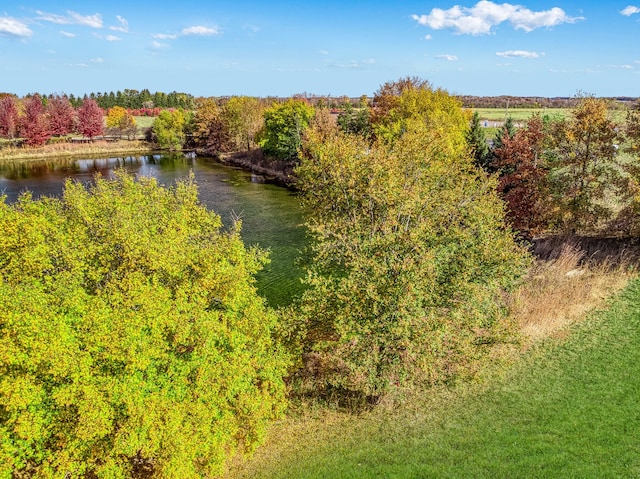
134, 116, 155, 129
470, 107, 627, 124
230, 279, 640, 478
470, 108, 569, 122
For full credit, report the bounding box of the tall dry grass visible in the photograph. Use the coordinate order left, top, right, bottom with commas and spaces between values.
0, 140, 153, 162
510, 235, 638, 344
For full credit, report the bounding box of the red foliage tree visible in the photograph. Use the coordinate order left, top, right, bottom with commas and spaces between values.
47, 94, 76, 136
77, 97, 104, 140
21, 94, 51, 146
493, 114, 550, 238
0, 95, 20, 138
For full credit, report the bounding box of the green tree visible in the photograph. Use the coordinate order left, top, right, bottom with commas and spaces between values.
491, 116, 516, 152
549, 95, 622, 232
259, 99, 315, 161
293, 89, 529, 401
0, 171, 288, 478
152, 109, 186, 150
336, 103, 371, 139
223, 96, 265, 152
466, 111, 489, 170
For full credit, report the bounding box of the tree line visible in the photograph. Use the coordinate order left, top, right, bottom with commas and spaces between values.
0, 94, 105, 145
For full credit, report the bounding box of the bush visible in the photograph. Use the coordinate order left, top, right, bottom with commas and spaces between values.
0, 171, 288, 478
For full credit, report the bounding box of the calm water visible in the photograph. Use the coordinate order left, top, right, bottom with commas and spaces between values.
0, 153, 308, 307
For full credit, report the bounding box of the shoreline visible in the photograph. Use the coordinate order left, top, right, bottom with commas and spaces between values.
0, 142, 299, 189
0, 140, 156, 164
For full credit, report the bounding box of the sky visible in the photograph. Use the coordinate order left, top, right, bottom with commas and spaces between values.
1, 1, 639, 98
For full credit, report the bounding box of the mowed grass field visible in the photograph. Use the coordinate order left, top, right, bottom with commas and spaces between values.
228, 278, 640, 479
470, 107, 628, 125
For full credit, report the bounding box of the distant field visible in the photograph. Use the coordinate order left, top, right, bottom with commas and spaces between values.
471, 107, 627, 124
470, 108, 569, 122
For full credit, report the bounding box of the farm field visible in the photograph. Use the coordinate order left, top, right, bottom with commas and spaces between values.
228, 279, 640, 479
471, 107, 569, 122
471, 107, 627, 124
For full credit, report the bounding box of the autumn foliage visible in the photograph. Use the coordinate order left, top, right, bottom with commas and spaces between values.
492, 115, 550, 238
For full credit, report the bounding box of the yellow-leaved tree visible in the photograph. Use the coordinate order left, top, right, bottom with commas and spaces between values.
105, 105, 137, 139
0, 171, 288, 478
291, 79, 530, 402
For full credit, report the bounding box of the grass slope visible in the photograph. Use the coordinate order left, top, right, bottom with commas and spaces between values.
231, 279, 640, 479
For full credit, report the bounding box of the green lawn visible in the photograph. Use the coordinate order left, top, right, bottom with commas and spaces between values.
231, 279, 640, 478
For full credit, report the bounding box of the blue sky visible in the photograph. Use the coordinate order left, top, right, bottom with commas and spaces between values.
1, 1, 639, 98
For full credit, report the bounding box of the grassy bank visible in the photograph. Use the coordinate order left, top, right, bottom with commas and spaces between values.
0, 139, 155, 163
227, 248, 639, 478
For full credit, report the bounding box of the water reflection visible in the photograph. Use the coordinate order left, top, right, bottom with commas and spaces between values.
0, 152, 307, 306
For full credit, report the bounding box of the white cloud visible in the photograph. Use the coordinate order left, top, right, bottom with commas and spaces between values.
90, 57, 104, 63
496, 50, 543, 58
621, 5, 640, 15
105, 34, 121, 41
0, 16, 33, 38
152, 33, 179, 40
60, 30, 75, 37
152, 25, 220, 41
424, 34, 432, 40
150, 40, 169, 50
436, 54, 458, 61
611, 64, 634, 69
36, 10, 103, 28
110, 15, 128, 32
320, 49, 329, 55
181, 26, 220, 36
412, 1, 582, 35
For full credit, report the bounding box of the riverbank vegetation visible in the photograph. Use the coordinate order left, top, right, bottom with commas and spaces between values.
1, 80, 640, 477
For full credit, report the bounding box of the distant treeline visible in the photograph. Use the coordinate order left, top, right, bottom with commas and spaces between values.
30, 89, 197, 111
459, 95, 638, 109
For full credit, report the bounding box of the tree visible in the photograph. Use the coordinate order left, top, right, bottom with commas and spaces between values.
292, 86, 529, 401
549, 95, 622, 232
152, 109, 186, 150
466, 111, 489, 170
611, 100, 640, 234
0, 95, 19, 139
493, 114, 550, 238
105, 106, 137, 139
0, 171, 288, 478
491, 116, 516, 153
20, 94, 50, 146
259, 99, 315, 161
369, 77, 468, 150
370, 76, 431, 129
191, 98, 230, 153
223, 96, 265, 151
336, 102, 371, 139
47, 94, 76, 136
77, 97, 104, 140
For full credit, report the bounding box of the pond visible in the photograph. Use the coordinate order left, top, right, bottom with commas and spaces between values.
0, 153, 309, 307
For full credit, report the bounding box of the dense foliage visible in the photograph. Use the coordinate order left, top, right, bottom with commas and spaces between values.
76, 97, 105, 140
151, 110, 187, 150
293, 81, 529, 401
105, 106, 137, 139
259, 99, 315, 161
0, 172, 288, 478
